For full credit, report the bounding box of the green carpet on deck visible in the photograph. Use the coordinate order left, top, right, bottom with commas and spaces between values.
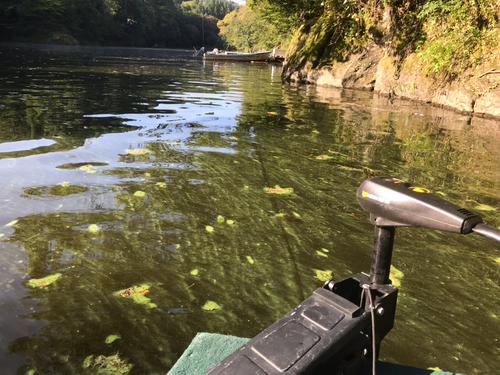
168, 332, 461, 375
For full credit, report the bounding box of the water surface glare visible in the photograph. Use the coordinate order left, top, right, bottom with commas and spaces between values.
0, 44, 500, 374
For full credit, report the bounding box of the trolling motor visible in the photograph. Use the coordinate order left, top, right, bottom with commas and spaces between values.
207, 177, 500, 375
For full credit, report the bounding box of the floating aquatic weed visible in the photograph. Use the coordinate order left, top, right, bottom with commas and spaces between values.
475, 204, 496, 211
125, 149, 150, 155
78, 164, 98, 174
264, 185, 294, 194
202, 301, 221, 311
105, 335, 121, 344
24, 185, 89, 197
314, 269, 333, 281
57, 162, 109, 169
338, 165, 363, 172
79, 164, 94, 171
246, 256, 254, 264
83, 352, 132, 374
88, 224, 100, 233
217, 215, 225, 223
390, 265, 404, 287
49, 185, 89, 196
133, 191, 146, 197
115, 284, 156, 308
316, 250, 328, 258
206, 225, 214, 232
28, 273, 62, 288
5, 220, 18, 227
226, 219, 235, 225
190, 269, 199, 276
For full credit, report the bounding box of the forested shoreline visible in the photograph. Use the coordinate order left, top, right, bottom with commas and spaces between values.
3, 1, 499, 77
0, 0, 233, 48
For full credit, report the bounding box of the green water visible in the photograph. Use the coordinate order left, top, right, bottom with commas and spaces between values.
0, 44, 500, 374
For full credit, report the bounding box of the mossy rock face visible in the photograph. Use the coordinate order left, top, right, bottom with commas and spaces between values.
282, 3, 500, 118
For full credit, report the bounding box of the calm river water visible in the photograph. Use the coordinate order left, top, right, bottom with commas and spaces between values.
0, 44, 500, 374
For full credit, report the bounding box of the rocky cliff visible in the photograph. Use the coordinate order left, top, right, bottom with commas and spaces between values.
282, 8, 500, 119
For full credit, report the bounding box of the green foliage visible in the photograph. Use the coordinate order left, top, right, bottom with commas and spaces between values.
218, 6, 286, 51
417, 0, 500, 74
0, 0, 227, 48
248, 0, 301, 35
181, 0, 233, 20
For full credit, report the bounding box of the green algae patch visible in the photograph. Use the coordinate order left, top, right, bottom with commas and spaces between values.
217, 215, 225, 223
246, 256, 254, 264
115, 284, 156, 308
206, 225, 214, 233
390, 266, 404, 287
314, 269, 333, 281
105, 335, 121, 344
190, 269, 199, 276
28, 273, 62, 288
226, 219, 235, 225
264, 185, 294, 194
133, 191, 146, 197
202, 301, 221, 311
83, 352, 132, 374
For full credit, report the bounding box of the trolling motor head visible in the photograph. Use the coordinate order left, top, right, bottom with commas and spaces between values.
356, 177, 483, 233
356, 177, 500, 286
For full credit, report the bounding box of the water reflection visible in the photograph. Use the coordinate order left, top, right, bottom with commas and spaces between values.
0, 44, 499, 374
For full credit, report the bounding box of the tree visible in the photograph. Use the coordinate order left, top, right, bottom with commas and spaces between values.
217, 5, 286, 51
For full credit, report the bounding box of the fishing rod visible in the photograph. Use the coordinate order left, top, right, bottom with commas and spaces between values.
207, 177, 500, 375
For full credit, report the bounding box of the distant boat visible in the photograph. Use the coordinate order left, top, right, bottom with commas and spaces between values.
203, 50, 272, 62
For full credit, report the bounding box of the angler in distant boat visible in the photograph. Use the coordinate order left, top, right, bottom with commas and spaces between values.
193, 46, 205, 57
